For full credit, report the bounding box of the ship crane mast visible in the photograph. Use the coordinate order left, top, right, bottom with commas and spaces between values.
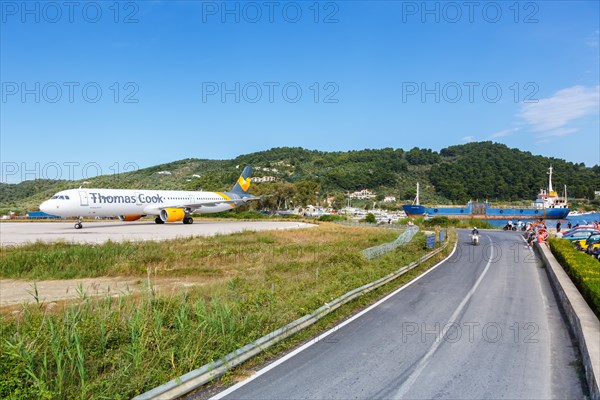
413, 182, 420, 205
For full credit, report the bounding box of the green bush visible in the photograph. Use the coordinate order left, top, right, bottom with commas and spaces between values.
362, 213, 376, 224
455, 218, 494, 229
422, 216, 459, 228
421, 217, 493, 229
549, 238, 600, 318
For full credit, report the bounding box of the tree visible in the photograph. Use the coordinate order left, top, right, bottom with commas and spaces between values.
364, 213, 376, 223
293, 181, 320, 207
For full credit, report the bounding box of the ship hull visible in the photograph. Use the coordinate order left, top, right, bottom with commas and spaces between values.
402, 204, 569, 220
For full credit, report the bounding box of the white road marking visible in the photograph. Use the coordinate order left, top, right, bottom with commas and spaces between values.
520, 234, 534, 253
393, 235, 494, 399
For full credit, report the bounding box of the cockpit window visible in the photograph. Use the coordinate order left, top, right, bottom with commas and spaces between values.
64, 196, 70, 200
51, 196, 58, 199
59, 196, 65, 199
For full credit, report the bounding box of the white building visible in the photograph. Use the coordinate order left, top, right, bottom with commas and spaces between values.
350, 189, 375, 200
383, 196, 396, 203
251, 176, 277, 183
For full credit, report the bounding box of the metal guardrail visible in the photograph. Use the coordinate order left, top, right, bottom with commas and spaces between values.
362, 226, 419, 259
134, 238, 452, 400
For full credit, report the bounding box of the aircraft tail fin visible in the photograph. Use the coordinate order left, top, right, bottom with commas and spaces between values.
230, 166, 253, 196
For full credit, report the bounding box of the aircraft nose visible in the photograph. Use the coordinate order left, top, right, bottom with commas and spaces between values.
39, 200, 52, 213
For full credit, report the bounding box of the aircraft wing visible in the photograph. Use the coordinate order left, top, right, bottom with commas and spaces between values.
181, 196, 261, 209
143, 196, 261, 213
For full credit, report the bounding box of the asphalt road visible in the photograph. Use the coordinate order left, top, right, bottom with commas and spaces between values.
211, 230, 586, 399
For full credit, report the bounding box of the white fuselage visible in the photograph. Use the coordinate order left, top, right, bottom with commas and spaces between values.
40, 188, 235, 218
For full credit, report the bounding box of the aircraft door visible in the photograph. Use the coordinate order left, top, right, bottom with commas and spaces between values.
79, 191, 89, 206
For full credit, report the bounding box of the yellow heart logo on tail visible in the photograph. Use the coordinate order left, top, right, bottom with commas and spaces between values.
238, 177, 251, 191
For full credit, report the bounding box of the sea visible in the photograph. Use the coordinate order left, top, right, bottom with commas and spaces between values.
484, 212, 600, 229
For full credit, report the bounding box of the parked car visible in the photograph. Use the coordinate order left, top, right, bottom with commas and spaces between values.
585, 241, 600, 255
573, 234, 600, 251
588, 245, 600, 259
560, 228, 600, 242
559, 225, 598, 237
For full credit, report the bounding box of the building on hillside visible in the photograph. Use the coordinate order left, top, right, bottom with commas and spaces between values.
258, 167, 279, 173
157, 171, 172, 175
383, 196, 397, 203
350, 189, 375, 200
595, 190, 600, 198
251, 176, 277, 183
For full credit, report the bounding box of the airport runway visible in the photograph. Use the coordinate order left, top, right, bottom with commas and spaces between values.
209, 230, 586, 399
0, 221, 315, 246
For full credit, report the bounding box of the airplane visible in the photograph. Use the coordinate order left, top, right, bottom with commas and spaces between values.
39, 166, 259, 229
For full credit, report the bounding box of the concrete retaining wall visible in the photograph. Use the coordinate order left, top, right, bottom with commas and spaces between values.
535, 242, 600, 400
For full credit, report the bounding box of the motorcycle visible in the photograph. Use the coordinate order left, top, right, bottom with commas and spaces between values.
471, 233, 480, 245
503, 223, 517, 231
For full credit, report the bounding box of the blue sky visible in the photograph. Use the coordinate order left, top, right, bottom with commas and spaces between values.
1, 0, 599, 183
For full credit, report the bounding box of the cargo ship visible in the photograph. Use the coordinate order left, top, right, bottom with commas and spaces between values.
403, 167, 569, 220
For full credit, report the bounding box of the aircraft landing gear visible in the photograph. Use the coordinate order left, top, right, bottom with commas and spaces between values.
155, 216, 165, 224
74, 218, 83, 229
183, 216, 193, 224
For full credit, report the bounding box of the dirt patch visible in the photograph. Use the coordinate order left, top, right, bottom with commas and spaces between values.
0, 276, 206, 309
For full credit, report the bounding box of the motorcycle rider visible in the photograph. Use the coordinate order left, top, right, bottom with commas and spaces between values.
471, 226, 479, 244
516, 219, 523, 230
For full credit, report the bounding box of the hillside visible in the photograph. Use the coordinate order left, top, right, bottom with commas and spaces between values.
1, 142, 599, 213
431, 142, 600, 202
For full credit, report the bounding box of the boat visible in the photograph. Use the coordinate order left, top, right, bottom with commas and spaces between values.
403, 167, 569, 220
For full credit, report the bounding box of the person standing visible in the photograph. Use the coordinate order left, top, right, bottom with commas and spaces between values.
556, 221, 561, 233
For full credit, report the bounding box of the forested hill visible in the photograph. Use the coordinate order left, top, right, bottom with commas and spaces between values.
430, 142, 600, 202
232, 143, 599, 201
1, 142, 599, 212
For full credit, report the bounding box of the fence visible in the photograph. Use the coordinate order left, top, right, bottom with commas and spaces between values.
362, 226, 420, 259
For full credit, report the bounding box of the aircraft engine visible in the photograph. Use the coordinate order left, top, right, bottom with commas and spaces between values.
118, 215, 144, 221
160, 208, 186, 222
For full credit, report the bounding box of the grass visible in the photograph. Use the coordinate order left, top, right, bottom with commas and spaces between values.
549, 238, 600, 318
0, 224, 453, 399
193, 211, 269, 219
0, 224, 397, 280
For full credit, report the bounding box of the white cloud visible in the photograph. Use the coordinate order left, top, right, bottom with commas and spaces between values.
462, 136, 476, 142
517, 85, 600, 137
540, 127, 577, 137
586, 30, 599, 47
489, 128, 520, 138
